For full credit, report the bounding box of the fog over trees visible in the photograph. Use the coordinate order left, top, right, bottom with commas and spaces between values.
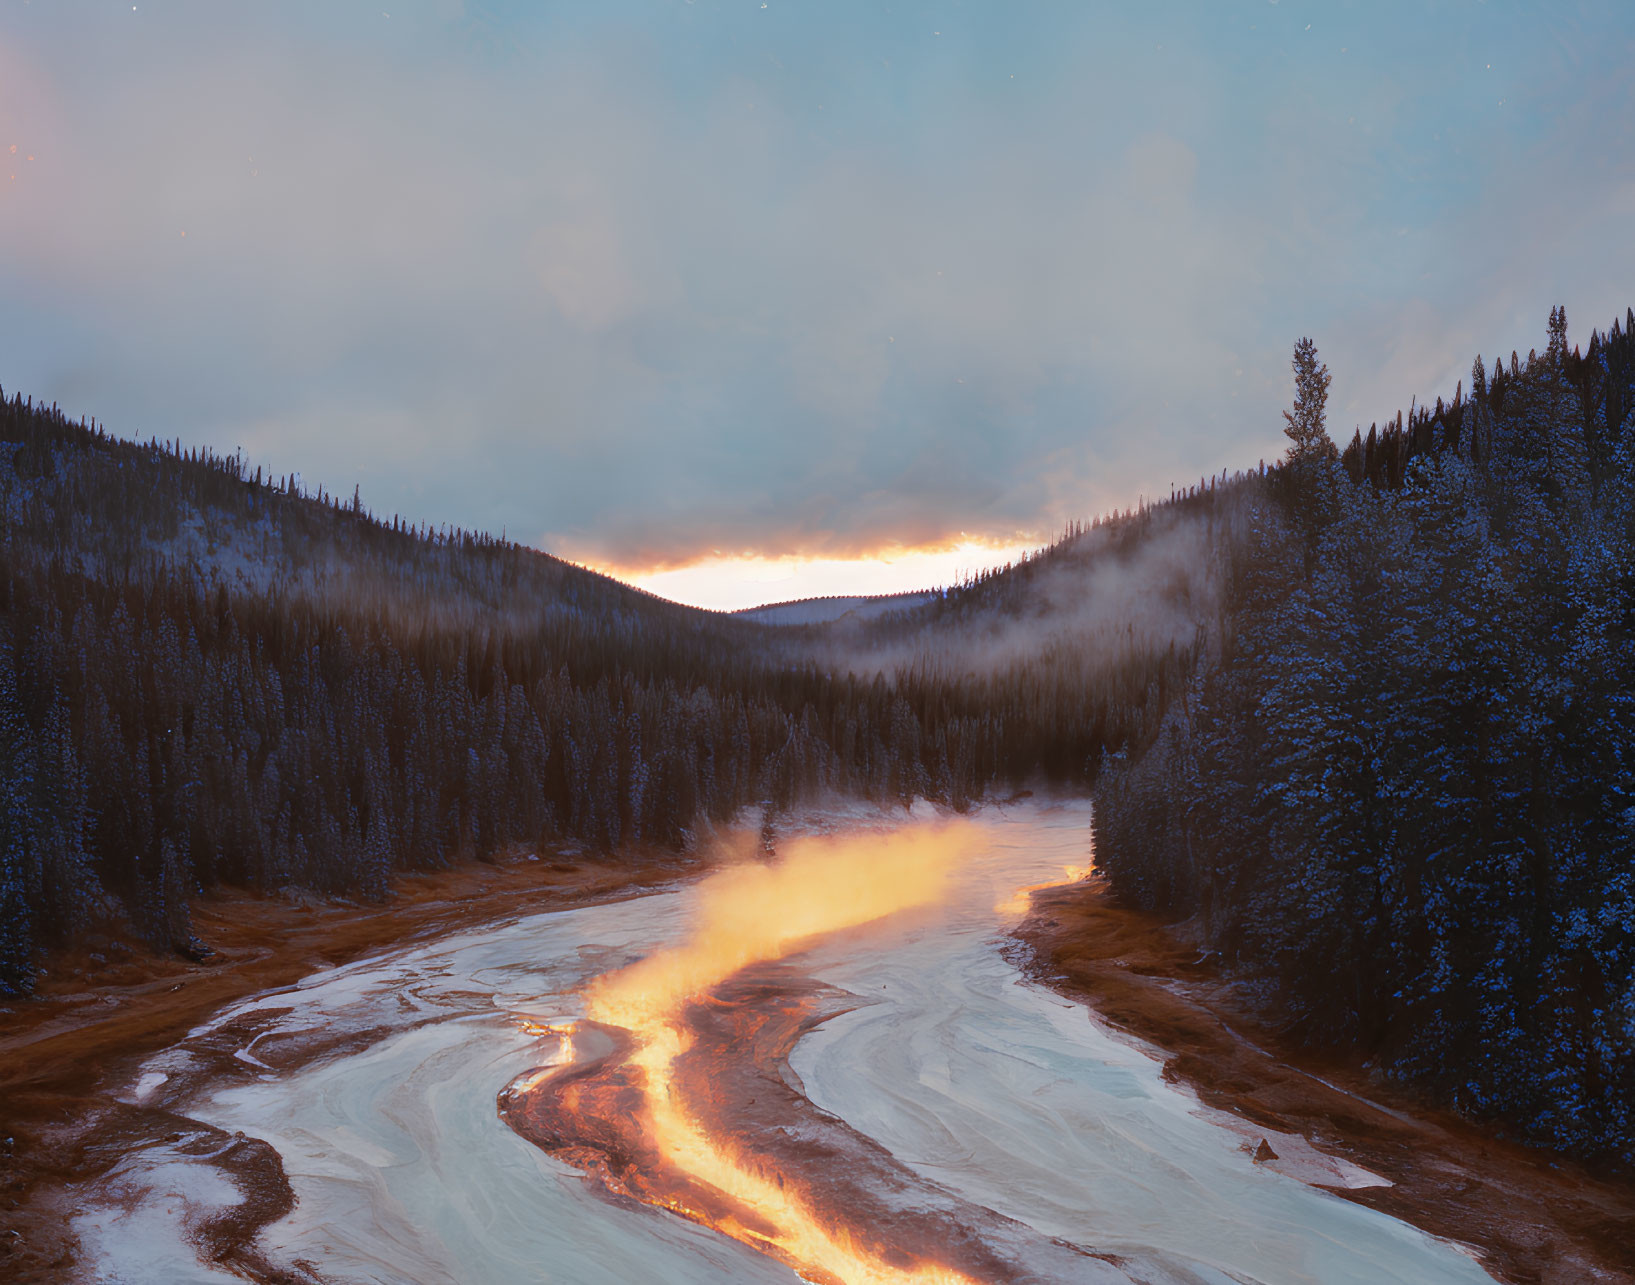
2, 304, 1632, 1166
0, 394, 1181, 993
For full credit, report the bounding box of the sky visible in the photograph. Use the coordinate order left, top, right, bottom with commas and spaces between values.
3, 1, 1634, 609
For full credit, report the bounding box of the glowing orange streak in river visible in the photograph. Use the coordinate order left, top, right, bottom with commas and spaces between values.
582, 825, 985, 1285
995, 860, 1094, 920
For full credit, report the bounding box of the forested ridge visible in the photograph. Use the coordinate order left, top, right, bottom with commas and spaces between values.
1096, 307, 1635, 1165
6, 304, 1631, 1169
0, 394, 1186, 994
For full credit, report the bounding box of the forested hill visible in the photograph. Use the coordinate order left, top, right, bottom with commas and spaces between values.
1094, 306, 1635, 1166
734, 591, 935, 626
0, 394, 1187, 993
9, 303, 1629, 1170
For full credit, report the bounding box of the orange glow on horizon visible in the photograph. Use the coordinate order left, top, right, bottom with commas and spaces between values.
570, 534, 1044, 612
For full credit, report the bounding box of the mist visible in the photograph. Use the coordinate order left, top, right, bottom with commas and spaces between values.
815, 505, 1219, 687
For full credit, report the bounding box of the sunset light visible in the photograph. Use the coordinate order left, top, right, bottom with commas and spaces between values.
581, 535, 1043, 612
8, 2, 1633, 1280
550, 825, 986, 1283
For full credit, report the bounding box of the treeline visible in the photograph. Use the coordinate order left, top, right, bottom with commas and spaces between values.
0, 394, 1185, 993
1094, 307, 1635, 1164
8, 301, 1629, 1168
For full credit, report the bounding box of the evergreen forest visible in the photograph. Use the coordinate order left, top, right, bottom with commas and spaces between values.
0, 392, 1184, 993
1097, 306, 1635, 1165
2, 304, 1632, 1167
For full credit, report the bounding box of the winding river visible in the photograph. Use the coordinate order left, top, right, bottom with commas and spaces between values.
73, 802, 1494, 1284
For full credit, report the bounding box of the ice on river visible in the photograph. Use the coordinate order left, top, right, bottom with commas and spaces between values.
73, 801, 1494, 1284
790, 804, 1492, 1284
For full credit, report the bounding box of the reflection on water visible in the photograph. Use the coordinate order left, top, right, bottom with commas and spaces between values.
575, 825, 983, 1281
73, 801, 1494, 1285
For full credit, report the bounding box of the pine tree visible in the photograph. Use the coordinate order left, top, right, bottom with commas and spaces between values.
1283, 337, 1336, 466
1544, 306, 1592, 509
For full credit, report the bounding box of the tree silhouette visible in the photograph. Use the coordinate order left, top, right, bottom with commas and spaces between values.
1283, 336, 1335, 466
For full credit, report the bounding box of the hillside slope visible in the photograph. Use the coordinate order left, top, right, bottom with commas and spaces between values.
735, 591, 937, 626
0, 396, 1184, 993
1094, 307, 1635, 1166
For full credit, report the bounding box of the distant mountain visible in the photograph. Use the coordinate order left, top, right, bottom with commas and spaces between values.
735, 591, 938, 626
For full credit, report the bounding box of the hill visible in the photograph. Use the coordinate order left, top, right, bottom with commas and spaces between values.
1092, 306, 1635, 1165
0, 396, 1182, 994
6, 302, 1632, 1167
735, 591, 937, 626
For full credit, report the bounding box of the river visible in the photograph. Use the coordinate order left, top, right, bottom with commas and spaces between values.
72, 801, 1494, 1284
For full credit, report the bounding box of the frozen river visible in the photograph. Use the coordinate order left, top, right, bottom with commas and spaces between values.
75, 802, 1493, 1284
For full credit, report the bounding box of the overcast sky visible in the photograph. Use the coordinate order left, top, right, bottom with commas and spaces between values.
4, 1, 1634, 604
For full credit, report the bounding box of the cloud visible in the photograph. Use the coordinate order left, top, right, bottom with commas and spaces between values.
2, 2, 1633, 573
529, 218, 640, 332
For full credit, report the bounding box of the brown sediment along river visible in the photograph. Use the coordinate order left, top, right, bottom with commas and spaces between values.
73, 801, 1495, 1284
